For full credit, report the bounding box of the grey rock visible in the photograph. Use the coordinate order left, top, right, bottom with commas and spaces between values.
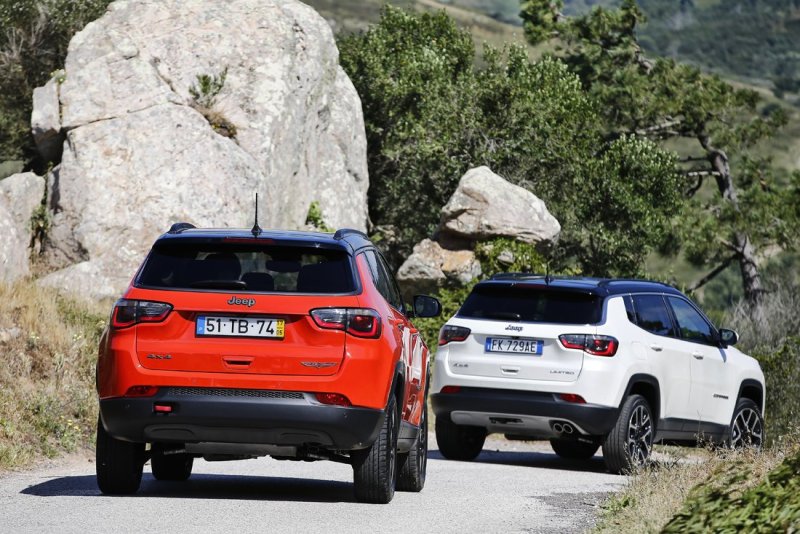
396, 239, 481, 297
439, 166, 560, 245
35, 0, 368, 299
31, 76, 64, 163
0, 172, 45, 282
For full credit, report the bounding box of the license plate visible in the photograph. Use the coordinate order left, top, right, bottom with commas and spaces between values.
485, 337, 543, 355
196, 316, 285, 338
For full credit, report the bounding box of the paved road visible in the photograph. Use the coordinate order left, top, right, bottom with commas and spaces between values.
0, 436, 623, 534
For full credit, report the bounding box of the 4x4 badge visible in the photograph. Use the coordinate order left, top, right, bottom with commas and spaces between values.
227, 296, 256, 307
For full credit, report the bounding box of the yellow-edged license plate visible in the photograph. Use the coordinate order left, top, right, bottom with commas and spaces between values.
196, 316, 285, 338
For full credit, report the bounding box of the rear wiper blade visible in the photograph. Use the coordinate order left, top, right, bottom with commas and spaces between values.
483, 311, 522, 321
189, 280, 247, 289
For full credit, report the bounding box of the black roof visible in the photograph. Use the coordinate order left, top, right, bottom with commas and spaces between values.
155, 224, 374, 253
481, 273, 684, 297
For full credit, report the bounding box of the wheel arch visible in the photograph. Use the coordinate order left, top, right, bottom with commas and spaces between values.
621, 374, 661, 422
737, 379, 765, 414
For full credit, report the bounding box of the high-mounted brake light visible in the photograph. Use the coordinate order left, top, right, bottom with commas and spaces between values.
310, 308, 381, 339
111, 299, 172, 329
558, 334, 618, 357
439, 325, 471, 346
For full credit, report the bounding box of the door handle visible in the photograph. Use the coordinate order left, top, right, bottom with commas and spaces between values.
692, 352, 704, 360
649, 344, 663, 352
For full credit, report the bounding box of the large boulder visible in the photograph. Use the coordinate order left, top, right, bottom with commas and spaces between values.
0, 172, 46, 282
396, 239, 481, 297
35, 0, 368, 299
438, 166, 560, 246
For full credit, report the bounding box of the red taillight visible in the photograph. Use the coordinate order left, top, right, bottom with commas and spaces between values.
111, 299, 172, 329
315, 392, 352, 407
124, 386, 159, 397
440, 386, 462, 394
559, 393, 586, 404
310, 308, 381, 339
439, 325, 471, 346
153, 404, 173, 413
558, 334, 618, 357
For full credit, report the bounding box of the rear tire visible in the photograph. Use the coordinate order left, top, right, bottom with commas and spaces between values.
729, 398, 764, 449
602, 394, 653, 474
397, 399, 428, 492
352, 394, 399, 503
96, 417, 145, 495
550, 438, 600, 460
435, 414, 486, 461
151, 445, 194, 481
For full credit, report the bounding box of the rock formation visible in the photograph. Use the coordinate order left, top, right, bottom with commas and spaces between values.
29, 0, 368, 298
0, 173, 46, 281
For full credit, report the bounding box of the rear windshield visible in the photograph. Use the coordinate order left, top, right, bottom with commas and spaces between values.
136, 242, 356, 294
457, 285, 602, 325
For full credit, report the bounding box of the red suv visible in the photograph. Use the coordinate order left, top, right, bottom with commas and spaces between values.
96, 224, 440, 503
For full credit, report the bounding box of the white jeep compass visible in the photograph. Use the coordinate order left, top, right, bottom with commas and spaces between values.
431, 275, 765, 473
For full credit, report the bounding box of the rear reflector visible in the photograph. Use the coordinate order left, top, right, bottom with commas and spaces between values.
125, 386, 159, 397
558, 393, 586, 404
440, 386, 462, 394
315, 392, 352, 407
153, 404, 173, 413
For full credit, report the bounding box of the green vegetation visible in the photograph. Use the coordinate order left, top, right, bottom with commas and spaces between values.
305, 200, 334, 232
188, 68, 237, 138
0, 282, 106, 468
0, 0, 112, 166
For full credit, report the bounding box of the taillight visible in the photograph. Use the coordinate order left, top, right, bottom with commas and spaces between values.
111, 299, 172, 329
558, 334, 618, 357
315, 392, 352, 407
124, 386, 159, 397
310, 308, 381, 339
439, 325, 471, 346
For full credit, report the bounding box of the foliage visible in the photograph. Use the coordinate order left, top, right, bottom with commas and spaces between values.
340, 6, 683, 277
0, 0, 112, 164
663, 447, 800, 532
0, 281, 106, 468
754, 339, 800, 445
188, 68, 237, 138
305, 201, 334, 232
414, 284, 474, 352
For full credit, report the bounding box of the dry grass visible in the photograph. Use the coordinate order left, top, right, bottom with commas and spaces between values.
596, 444, 794, 533
0, 281, 107, 469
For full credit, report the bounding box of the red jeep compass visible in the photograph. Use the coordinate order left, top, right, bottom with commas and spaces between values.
96, 224, 440, 503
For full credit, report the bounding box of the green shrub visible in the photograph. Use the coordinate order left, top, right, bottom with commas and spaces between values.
755, 338, 800, 445
663, 447, 800, 532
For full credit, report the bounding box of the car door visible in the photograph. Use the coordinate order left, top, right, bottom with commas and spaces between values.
631, 294, 694, 422
666, 296, 734, 428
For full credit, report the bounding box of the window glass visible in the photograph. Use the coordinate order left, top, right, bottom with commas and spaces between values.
363, 250, 395, 305
137, 241, 355, 293
623, 295, 637, 324
458, 285, 602, 324
376, 253, 404, 312
667, 297, 717, 345
631, 295, 675, 336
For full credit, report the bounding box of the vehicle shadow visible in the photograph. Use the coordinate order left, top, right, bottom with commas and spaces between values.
429, 448, 612, 474
22, 473, 358, 502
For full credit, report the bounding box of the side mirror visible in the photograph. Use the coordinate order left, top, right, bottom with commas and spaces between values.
413, 295, 442, 318
719, 328, 739, 347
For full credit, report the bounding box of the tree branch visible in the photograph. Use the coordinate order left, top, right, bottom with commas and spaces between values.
685, 170, 721, 178
689, 254, 738, 292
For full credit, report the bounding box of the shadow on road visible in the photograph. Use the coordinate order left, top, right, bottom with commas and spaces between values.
429, 448, 613, 474
22, 473, 358, 502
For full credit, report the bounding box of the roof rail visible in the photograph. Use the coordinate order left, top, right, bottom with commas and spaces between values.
489, 273, 546, 280
168, 222, 196, 234
333, 228, 369, 240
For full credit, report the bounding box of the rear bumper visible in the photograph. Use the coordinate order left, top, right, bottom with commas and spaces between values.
100, 387, 384, 451
431, 387, 619, 437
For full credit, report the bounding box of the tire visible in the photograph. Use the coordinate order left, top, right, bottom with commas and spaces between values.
397, 399, 428, 492
602, 394, 654, 474
550, 438, 600, 460
96, 417, 145, 495
729, 398, 764, 450
352, 394, 399, 504
435, 414, 486, 461
151, 445, 194, 481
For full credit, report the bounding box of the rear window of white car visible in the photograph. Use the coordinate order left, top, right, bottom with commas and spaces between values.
457, 285, 602, 325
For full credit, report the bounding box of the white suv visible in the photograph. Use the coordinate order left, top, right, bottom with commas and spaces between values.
431, 275, 765, 473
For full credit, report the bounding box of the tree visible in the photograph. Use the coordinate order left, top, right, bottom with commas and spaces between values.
339, 6, 682, 276
520, 0, 800, 314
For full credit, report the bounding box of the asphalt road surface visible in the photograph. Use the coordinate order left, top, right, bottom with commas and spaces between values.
0, 436, 624, 533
